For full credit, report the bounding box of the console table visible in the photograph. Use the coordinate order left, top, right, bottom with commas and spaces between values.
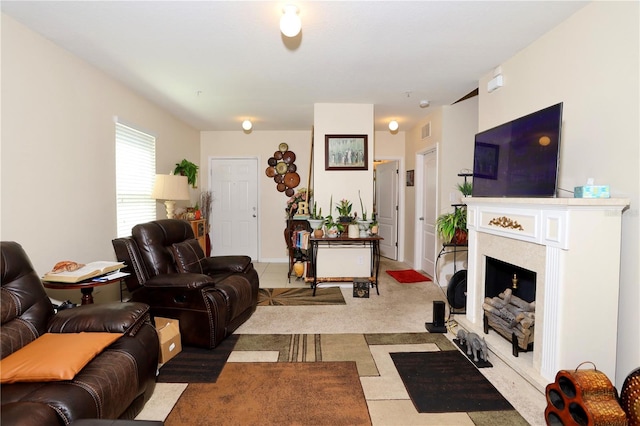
308, 235, 383, 296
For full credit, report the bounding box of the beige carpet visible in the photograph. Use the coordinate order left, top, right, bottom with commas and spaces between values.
164, 362, 371, 426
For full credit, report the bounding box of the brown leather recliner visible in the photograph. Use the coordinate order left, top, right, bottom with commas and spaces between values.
112, 219, 259, 349
0, 241, 159, 426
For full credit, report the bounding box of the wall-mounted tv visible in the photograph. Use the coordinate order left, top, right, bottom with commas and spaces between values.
472, 103, 563, 197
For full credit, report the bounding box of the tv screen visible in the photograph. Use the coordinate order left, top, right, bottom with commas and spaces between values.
472, 103, 563, 197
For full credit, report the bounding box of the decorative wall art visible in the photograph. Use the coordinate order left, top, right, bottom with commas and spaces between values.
265, 143, 300, 196
324, 135, 368, 171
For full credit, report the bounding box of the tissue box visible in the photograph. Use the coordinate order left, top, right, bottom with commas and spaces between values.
154, 317, 182, 364
574, 185, 610, 198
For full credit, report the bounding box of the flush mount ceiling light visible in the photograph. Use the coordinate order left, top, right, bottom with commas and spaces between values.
419, 100, 430, 108
242, 120, 253, 131
280, 4, 301, 37
388, 120, 399, 132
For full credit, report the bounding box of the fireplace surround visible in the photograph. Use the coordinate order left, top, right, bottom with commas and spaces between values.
456, 197, 629, 392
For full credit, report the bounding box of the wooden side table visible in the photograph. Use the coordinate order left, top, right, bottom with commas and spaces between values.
43, 274, 129, 305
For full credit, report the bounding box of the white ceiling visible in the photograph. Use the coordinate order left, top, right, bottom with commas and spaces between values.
2, 1, 588, 131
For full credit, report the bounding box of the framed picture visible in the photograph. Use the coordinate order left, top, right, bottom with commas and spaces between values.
324, 134, 368, 171
473, 142, 499, 180
406, 170, 414, 187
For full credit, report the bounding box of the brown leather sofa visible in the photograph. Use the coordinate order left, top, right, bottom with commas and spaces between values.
112, 219, 259, 349
0, 241, 159, 426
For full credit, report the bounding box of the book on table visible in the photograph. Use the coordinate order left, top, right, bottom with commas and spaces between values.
42, 261, 125, 283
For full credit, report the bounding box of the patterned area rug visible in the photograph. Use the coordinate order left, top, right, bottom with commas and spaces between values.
165, 362, 372, 426
385, 269, 431, 283
258, 287, 345, 306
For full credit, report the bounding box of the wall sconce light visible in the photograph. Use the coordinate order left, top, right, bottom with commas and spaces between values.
280, 4, 301, 37
388, 120, 399, 132
242, 120, 253, 131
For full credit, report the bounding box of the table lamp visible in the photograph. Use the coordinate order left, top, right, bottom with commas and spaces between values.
151, 174, 190, 219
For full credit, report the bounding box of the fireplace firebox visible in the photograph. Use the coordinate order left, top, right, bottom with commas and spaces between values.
482, 257, 536, 357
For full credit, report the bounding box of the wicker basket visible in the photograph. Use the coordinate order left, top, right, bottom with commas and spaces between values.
545, 362, 627, 425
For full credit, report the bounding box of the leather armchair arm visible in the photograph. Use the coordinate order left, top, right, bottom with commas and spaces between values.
143, 273, 216, 289
203, 255, 252, 274
47, 302, 151, 335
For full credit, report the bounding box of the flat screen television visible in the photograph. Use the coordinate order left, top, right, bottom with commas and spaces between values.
472, 102, 563, 197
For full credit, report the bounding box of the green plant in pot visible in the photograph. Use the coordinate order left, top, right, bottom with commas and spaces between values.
457, 181, 473, 198
436, 207, 468, 245
174, 159, 199, 188
308, 202, 325, 232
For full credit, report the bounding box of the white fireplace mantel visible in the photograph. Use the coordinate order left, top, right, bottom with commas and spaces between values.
459, 197, 629, 391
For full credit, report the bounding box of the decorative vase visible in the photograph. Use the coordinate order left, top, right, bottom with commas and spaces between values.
314, 228, 324, 238
293, 261, 304, 278
370, 225, 379, 235
348, 224, 359, 238
357, 220, 372, 237
326, 226, 339, 238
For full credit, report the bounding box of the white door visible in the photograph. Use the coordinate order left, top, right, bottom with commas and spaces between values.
420, 149, 438, 275
209, 158, 258, 260
375, 160, 398, 260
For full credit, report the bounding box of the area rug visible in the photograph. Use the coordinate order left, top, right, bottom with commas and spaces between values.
391, 350, 517, 413
258, 287, 345, 306
164, 362, 372, 425
157, 335, 238, 383
386, 269, 431, 283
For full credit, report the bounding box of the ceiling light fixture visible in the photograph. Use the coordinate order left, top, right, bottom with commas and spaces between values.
389, 120, 399, 132
242, 120, 253, 131
419, 100, 430, 108
280, 5, 301, 37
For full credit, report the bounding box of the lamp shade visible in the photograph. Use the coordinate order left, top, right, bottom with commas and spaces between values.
151, 174, 190, 201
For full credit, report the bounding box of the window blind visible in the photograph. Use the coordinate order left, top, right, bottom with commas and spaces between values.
115, 123, 156, 237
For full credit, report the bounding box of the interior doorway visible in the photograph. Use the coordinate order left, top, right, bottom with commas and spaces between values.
208, 157, 259, 260
415, 147, 438, 276
374, 160, 399, 260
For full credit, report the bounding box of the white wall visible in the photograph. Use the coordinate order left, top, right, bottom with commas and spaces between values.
1, 15, 200, 303
478, 1, 639, 387
200, 130, 312, 261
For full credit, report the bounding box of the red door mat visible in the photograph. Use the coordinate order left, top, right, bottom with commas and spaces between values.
386, 270, 431, 283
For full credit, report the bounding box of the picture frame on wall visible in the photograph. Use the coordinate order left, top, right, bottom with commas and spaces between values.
324, 134, 368, 171
406, 170, 414, 186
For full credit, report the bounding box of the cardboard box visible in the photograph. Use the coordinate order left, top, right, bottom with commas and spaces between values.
154, 317, 182, 364
574, 185, 610, 198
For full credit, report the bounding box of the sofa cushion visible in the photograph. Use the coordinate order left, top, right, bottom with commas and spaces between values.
171, 239, 206, 274
0, 332, 121, 383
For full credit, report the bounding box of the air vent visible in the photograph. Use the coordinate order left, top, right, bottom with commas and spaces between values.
421, 122, 431, 140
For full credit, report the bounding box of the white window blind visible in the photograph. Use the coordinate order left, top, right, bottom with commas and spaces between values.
115, 122, 156, 237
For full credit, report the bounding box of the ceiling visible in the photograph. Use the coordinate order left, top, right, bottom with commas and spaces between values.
2, 1, 588, 131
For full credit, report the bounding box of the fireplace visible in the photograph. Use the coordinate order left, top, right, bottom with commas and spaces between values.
482, 257, 536, 356
457, 197, 627, 392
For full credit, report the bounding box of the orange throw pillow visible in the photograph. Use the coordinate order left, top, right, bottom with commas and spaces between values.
0, 332, 122, 384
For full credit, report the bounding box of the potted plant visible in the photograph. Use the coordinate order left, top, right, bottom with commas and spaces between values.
436, 206, 468, 245
174, 159, 199, 188
336, 199, 353, 224
369, 213, 379, 235
356, 190, 372, 237
457, 181, 473, 198
324, 196, 341, 238
308, 202, 325, 236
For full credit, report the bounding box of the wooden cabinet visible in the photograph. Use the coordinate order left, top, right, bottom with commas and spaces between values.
189, 219, 207, 253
